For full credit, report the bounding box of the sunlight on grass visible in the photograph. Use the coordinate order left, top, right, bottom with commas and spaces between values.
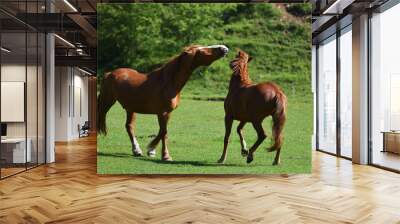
97, 98, 312, 174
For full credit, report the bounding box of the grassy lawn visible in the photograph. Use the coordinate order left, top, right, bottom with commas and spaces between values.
97, 97, 312, 174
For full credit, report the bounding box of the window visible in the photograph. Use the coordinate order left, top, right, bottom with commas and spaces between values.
370, 3, 400, 171
339, 26, 352, 158
0, 2, 46, 179
317, 35, 337, 154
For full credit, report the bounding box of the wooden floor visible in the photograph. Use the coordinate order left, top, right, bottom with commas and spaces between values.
0, 167, 26, 178
373, 151, 400, 171
1, 136, 400, 223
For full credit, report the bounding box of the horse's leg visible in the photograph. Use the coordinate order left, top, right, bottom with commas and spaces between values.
273, 148, 281, 166
158, 112, 172, 161
237, 121, 248, 157
147, 129, 162, 158
218, 115, 233, 164
246, 121, 266, 164
125, 111, 142, 156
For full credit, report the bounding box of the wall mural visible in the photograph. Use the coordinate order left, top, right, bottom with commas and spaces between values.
97, 3, 312, 174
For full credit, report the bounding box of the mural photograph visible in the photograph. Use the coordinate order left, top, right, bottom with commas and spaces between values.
97, 3, 312, 174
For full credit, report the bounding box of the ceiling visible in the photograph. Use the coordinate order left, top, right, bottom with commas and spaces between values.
311, 0, 390, 43
1, 0, 98, 73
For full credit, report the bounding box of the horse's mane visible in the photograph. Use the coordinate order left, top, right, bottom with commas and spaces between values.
230, 50, 252, 85
151, 45, 200, 75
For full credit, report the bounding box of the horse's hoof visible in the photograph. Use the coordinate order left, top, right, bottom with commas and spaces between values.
246, 155, 253, 164
147, 152, 156, 158
217, 158, 225, 164
267, 147, 276, 152
162, 157, 173, 161
132, 148, 143, 157
147, 148, 156, 157
272, 161, 280, 166
133, 152, 143, 157
241, 149, 248, 157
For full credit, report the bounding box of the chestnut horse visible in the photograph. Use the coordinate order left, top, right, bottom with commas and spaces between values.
98, 45, 229, 161
218, 50, 287, 165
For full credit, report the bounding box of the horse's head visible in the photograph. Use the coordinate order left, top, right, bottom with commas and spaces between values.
182, 45, 229, 67
229, 50, 252, 83
230, 50, 253, 70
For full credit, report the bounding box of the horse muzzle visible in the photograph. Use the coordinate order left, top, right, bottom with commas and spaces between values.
219, 45, 229, 57
206, 45, 229, 57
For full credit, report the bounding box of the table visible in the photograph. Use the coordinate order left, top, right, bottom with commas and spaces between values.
1, 138, 31, 163
382, 131, 400, 154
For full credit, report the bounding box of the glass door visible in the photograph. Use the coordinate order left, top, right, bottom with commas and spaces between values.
370, 3, 400, 171
339, 26, 352, 158
1, 30, 28, 178
317, 35, 337, 154
27, 30, 38, 169
0, 1, 46, 179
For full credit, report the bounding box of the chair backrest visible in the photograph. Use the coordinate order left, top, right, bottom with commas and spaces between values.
82, 121, 90, 129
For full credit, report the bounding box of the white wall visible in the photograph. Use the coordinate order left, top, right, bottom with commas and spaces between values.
1, 65, 26, 124
1, 62, 46, 164
1, 64, 26, 139
55, 66, 69, 141
55, 67, 89, 141
72, 72, 89, 138
1, 64, 41, 137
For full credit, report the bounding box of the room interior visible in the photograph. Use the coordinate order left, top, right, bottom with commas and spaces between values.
0, 0, 399, 222
313, 0, 400, 172
0, 0, 96, 179
0, 30, 46, 177
369, 4, 400, 170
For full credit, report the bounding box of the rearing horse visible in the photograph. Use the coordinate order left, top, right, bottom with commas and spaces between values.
218, 50, 287, 165
98, 45, 229, 161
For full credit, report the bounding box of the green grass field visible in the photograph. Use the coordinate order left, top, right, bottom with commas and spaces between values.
97, 97, 312, 174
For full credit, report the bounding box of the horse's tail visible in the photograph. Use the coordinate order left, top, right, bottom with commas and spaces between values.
267, 92, 287, 152
97, 72, 116, 136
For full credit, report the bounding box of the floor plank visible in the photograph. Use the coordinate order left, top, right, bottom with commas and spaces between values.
0, 136, 400, 223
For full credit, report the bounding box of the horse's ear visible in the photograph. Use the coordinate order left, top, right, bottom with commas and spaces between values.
179, 47, 197, 68
235, 50, 241, 58
183, 47, 197, 57
248, 56, 253, 63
